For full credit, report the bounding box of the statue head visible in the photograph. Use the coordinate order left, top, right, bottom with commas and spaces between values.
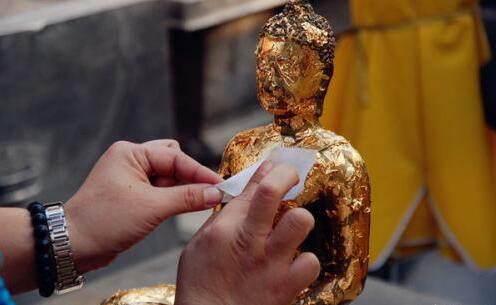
256, 0, 336, 118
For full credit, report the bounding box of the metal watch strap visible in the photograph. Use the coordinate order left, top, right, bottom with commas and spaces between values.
44, 202, 85, 295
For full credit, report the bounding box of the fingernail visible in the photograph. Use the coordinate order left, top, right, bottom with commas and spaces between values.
204, 187, 223, 207
258, 160, 274, 176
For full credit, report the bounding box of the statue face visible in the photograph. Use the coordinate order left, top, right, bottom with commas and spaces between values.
256, 36, 330, 116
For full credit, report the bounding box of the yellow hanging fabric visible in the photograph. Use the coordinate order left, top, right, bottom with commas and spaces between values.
321, 0, 496, 270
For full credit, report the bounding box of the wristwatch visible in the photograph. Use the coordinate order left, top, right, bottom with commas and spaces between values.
45, 202, 85, 295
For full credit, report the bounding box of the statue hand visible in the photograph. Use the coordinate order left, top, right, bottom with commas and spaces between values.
175, 162, 320, 305
64, 140, 223, 273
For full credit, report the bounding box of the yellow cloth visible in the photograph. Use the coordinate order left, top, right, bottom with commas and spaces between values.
322, 0, 496, 270
491, 129, 496, 175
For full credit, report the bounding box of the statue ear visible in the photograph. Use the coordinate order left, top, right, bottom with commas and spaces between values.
255, 39, 262, 56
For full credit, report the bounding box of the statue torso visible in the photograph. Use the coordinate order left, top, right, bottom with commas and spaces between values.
220, 123, 365, 207
219, 122, 371, 305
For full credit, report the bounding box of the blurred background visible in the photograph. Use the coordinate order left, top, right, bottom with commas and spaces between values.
0, 0, 494, 305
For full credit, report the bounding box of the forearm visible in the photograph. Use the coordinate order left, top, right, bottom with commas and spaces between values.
0, 208, 37, 294
0, 204, 105, 295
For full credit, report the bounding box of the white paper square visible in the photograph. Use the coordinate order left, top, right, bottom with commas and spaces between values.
216, 147, 317, 202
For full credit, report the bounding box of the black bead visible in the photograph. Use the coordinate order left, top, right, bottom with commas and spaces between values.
31, 213, 47, 226
35, 239, 50, 252
38, 277, 55, 297
28, 202, 45, 214
39, 285, 54, 298
37, 264, 52, 275
37, 269, 55, 283
34, 225, 49, 238
29, 201, 56, 298
36, 253, 51, 266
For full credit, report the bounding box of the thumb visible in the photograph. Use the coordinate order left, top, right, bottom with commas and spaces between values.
155, 184, 223, 216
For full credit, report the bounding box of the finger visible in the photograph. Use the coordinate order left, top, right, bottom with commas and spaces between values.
287, 252, 320, 293
154, 184, 223, 215
144, 145, 222, 185
152, 177, 178, 187
243, 164, 299, 237
266, 208, 314, 260
219, 160, 274, 217
144, 139, 181, 150
238, 161, 274, 200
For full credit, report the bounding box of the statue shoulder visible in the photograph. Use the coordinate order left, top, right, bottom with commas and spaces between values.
318, 140, 369, 196
316, 128, 348, 147
220, 124, 275, 178
318, 131, 367, 175
223, 124, 275, 155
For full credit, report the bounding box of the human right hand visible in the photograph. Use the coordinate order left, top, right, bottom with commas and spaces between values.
175, 161, 320, 305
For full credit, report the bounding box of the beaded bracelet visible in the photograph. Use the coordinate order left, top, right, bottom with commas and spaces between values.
27, 202, 56, 297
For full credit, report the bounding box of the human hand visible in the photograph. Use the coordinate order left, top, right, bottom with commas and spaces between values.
65, 140, 223, 273
175, 161, 320, 305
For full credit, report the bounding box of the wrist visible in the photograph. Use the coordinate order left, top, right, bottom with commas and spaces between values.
64, 200, 113, 274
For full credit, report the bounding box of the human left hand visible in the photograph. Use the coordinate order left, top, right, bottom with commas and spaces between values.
64, 140, 223, 273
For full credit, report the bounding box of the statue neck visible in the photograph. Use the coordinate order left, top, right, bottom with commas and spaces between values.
274, 114, 320, 137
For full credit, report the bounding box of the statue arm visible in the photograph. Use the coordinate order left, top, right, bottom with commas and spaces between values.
218, 138, 236, 179
341, 160, 370, 301
324, 149, 371, 303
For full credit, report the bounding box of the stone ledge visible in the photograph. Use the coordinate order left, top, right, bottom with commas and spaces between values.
0, 0, 160, 36
29, 246, 467, 305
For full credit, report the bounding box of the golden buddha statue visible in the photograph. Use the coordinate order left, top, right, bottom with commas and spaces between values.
218, 1, 370, 304
102, 1, 370, 305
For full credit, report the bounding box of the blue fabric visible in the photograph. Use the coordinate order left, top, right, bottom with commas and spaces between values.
0, 278, 16, 305
0, 253, 16, 305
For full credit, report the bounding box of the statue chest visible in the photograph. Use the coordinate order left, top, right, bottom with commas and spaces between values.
228, 143, 333, 208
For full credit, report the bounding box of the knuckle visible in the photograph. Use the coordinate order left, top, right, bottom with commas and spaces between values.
287, 215, 305, 234
286, 209, 314, 233
195, 218, 230, 247
107, 141, 135, 156
167, 139, 180, 149
300, 253, 321, 280
306, 254, 322, 280
278, 164, 299, 184
233, 192, 252, 205
232, 227, 254, 254
303, 252, 320, 268
230, 227, 265, 268
256, 181, 280, 201
203, 222, 227, 244
250, 170, 266, 184
182, 186, 200, 211
250, 160, 274, 183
